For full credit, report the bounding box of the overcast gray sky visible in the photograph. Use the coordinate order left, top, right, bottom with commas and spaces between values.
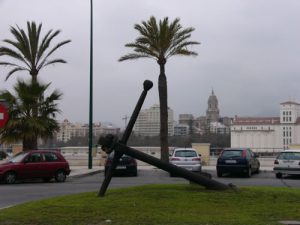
1, 0, 300, 128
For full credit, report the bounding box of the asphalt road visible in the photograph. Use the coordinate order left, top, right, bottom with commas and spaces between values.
1, 169, 299, 209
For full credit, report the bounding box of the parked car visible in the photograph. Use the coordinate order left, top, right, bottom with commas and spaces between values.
0, 151, 7, 160
105, 153, 138, 177
169, 148, 202, 176
273, 150, 300, 178
0, 150, 70, 184
216, 148, 260, 177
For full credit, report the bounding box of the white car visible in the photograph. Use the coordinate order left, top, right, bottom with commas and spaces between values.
170, 148, 201, 176
273, 150, 300, 178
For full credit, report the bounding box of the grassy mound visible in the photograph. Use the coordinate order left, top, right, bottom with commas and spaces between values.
0, 184, 300, 225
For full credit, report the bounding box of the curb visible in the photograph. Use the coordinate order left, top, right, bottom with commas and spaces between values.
70, 169, 102, 179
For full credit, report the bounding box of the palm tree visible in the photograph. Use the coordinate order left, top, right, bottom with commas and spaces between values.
0, 21, 71, 83
0, 79, 62, 150
119, 16, 199, 162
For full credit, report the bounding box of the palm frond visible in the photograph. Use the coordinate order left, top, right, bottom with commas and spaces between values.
27, 21, 40, 66
13, 25, 32, 63
37, 30, 60, 59
0, 79, 62, 144
42, 59, 67, 68
119, 53, 153, 62
0, 21, 70, 82
5, 67, 27, 81
0, 47, 28, 64
45, 40, 71, 58
167, 41, 200, 58
37, 58, 66, 70
120, 16, 199, 64
36, 29, 53, 63
124, 43, 158, 58
0, 61, 25, 67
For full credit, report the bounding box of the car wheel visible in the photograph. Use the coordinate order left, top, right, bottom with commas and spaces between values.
4, 171, 17, 184
276, 173, 282, 179
43, 178, 52, 182
246, 167, 252, 178
217, 170, 222, 177
55, 170, 66, 182
133, 171, 138, 177
256, 169, 260, 174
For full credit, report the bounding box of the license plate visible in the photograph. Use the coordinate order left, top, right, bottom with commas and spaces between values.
225, 160, 237, 164
117, 166, 126, 169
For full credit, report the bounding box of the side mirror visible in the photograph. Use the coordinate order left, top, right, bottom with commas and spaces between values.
254, 153, 259, 158
198, 154, 202, 157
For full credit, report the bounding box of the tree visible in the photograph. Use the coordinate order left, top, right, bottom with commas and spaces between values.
0, 21, 71, 83
119, 16, 199, 162
0, 79, 62, 150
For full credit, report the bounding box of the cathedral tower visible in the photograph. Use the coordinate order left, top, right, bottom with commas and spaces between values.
206, 90, 220, 122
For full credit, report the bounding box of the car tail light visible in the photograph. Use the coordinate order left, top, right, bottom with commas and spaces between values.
274, 160, 279, 165
130, 158, 137, 165
242, 150, 247, 158
192, 158, 201, 161
171, 157, 180, 161
106, 159, 112, 166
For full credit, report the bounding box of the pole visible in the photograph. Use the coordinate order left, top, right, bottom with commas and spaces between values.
88, 0, 93, 169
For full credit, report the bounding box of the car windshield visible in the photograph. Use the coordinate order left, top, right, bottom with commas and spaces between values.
278, 152, 300, 160
175, 150, 197, 157
221, 150, 242, 158
9, 152, 28, 163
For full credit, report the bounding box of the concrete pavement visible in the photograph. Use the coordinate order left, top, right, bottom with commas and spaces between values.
69, 164, 274, 178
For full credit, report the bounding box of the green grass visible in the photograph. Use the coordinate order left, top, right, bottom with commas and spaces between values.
0, 184, 300, 225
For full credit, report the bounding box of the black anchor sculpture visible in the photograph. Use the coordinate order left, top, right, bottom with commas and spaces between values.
98, 80, 232, 197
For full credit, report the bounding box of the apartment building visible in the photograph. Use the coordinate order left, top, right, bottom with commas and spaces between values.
133, 104, 174, 136
56, 119, 120, 143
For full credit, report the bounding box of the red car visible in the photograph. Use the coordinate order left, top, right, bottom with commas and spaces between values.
0, 150, 70, 184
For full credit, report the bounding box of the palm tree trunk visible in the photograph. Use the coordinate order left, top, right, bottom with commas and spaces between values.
30, 73, 38, 151
158, 63, 169, 162
23, 137, 38, 151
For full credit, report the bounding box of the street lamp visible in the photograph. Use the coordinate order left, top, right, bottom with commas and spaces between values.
88, 0, 93, 169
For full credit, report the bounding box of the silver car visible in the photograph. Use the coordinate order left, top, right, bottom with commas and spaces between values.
170, 148, 202, 175
273, 150, 300, 178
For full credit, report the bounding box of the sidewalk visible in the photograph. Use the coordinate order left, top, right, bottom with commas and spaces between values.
70, 166, 103, 178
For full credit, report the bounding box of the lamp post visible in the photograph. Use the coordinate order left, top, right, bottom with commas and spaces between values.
88, 0, 93, 169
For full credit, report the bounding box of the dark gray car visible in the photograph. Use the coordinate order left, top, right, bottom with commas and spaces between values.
216, 148, 260, 177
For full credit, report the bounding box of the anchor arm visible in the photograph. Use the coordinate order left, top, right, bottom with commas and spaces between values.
98, 80, 153, 197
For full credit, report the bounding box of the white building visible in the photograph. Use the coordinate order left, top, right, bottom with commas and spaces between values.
210, 122, 230, 134
56, 119, 120, 143
133, 104, 174, 136
174, 124, 190, 136
231, 101, 300, 152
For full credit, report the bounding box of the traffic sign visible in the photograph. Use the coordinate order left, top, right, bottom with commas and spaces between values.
0, 103, 9, 128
